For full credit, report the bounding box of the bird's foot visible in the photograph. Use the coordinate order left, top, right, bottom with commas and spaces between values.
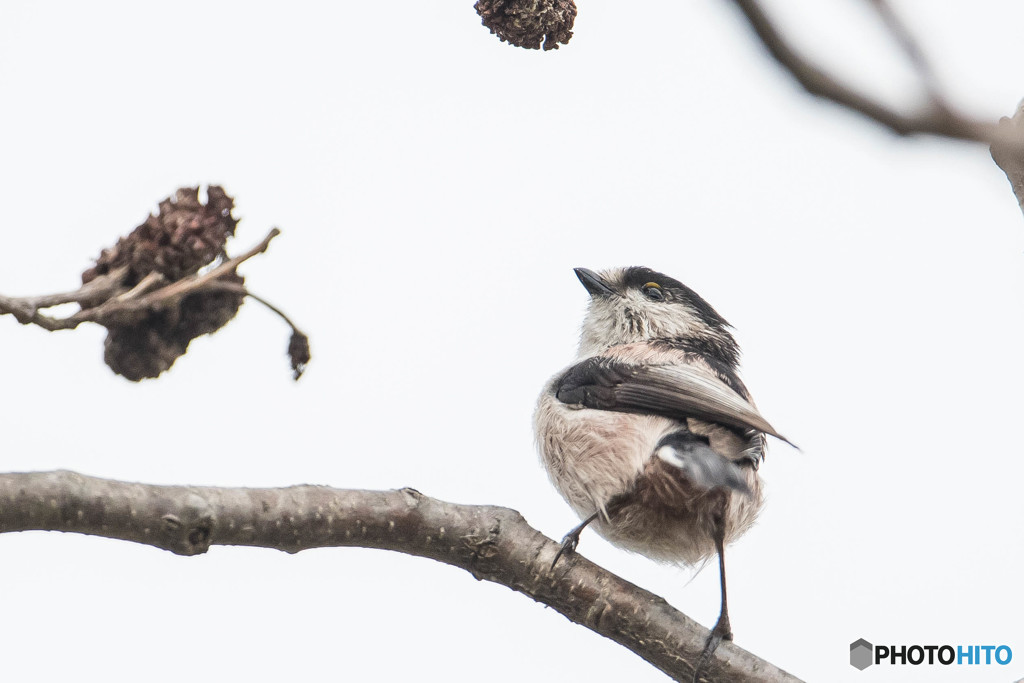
691, 616, 732, 683
550, 512, 601, 569
550, 528, 583, 569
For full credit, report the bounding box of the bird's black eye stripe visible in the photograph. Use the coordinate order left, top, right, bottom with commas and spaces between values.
642, 282, 664, 301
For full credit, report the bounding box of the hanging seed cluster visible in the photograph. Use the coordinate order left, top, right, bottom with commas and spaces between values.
83, 186, 239, 286
83, 186, 246, 381
474, 0, 576, 51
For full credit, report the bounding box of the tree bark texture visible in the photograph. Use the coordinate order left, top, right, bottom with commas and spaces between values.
0, 470, 800, 683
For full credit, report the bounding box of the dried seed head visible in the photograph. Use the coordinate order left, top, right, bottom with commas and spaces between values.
86, 186, 246, 381
288, 330, 311, 380
72, 186, 303, 381
103, 322, 189, 382
82, 186, 239, 287
475, 0, 576, 51
102, 272, 246, 381
178, 272, 246, 339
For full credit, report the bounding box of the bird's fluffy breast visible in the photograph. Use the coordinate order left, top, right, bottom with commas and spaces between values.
535, 377, 681, 518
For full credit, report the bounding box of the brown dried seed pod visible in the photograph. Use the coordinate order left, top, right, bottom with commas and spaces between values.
474, 0, 576, 51
176, 272, 246, 340
288, 330, 311, 380
82, 185, 239, 288
82, 187, 246, 381
102, 271, 246, 381
103, 321, 189, 382
102, 272, 247, 382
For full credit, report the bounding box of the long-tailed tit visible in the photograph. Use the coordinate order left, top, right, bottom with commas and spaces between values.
535, 266, 793, 679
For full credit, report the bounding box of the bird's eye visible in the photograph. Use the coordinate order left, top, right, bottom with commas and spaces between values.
642, 282, 664, 301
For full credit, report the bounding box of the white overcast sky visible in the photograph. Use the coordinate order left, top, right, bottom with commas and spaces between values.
2, 2, 1023, 682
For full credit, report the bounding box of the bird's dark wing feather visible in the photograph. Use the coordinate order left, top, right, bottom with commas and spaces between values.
555, 356, 793, 446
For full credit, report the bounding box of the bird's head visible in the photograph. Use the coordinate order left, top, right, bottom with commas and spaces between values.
574, 266, 739, 366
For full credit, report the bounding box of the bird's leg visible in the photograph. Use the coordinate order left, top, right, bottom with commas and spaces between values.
551, 496, 627, 569
551, 511, 600, 569
692, 498, 733, 683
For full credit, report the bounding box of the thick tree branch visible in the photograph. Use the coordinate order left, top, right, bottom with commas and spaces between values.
0, 470, 800, 683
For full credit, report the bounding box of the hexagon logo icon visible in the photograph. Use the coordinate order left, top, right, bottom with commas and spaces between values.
850, 638, 873, 670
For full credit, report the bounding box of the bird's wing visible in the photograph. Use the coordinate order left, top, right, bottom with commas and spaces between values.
555, 356, 793, 446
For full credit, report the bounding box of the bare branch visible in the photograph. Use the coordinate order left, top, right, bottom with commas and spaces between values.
113, 271, 168, 302
0, 266, 130, 326
0, 470, 801, 683
991, 102, 1024, 218
126, 228, 280, 313
207, 280, 302, 336
473, 1, 1024, 215
205, 279, 311, 379
0, 229, 279, 332
726, 0, 999, 143
3, 266, 131, 313
725, 0, 1024, 216
863, 0, 946, 106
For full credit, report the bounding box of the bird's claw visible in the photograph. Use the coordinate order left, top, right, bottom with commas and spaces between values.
691, 618, 733, 682
550, 530, 582, 569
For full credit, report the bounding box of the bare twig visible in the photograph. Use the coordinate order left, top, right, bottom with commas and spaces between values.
863, 0, 946, 106
725, 0, 1019, 149
0, 470, 801, 683
113, 271, 167, 303
127, 228, 280, 312
473, 1, 1024, 196
0, 266, 130, 325
0, 229, 280, 332
206, 278, 311, 379
207, 281, 303, 335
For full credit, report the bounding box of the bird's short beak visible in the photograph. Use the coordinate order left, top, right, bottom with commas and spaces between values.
574, 268, 616, 298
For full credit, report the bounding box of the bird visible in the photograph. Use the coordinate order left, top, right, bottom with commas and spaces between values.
534, 266, 792, 680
